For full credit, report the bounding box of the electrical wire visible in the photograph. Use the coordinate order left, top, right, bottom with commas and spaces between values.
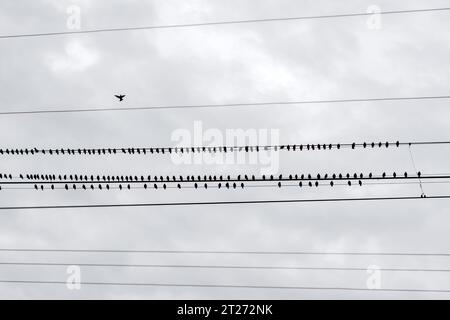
0, 279, 449, 293
1, 95, 450, 115
0, 261, 449, 273
1, 248, 450, 257
1, 7, 449, 40
0, 195, 448, 211
1, 140, 450, 156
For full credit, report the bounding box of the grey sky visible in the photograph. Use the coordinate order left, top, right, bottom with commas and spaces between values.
0, 0, 450, 299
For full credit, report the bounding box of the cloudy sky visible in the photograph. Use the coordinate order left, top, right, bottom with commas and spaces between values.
1, 0, 450, 299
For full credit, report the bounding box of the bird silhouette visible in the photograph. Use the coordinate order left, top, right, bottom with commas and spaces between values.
115, 94, 126, 101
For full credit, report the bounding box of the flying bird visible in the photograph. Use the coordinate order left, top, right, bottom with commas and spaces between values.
115, 94, 126, 101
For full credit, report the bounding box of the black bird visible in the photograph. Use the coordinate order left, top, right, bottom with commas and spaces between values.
115, 94, 126, 101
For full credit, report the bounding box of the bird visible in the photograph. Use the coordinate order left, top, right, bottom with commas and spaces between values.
115, 94, 126, 102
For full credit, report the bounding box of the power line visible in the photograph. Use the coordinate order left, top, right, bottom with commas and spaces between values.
1, 7, 449, 40
1, 261, 449, 273
3, 170, 444, 192
1, 173, 447, 192
0, 195, 448, 211
1, 95, 450, 116
0, 279, 449, 293
2, 180, 449, 191
1, 248, 450, 257
1, 172, 440, 185
1, 141, 449, 156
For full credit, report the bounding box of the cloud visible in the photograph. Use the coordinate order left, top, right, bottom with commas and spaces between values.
1, 0, 450, 299
46, 40, 99, 73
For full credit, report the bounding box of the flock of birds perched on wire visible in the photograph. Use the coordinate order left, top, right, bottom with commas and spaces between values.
0, 96, 441, 199
0, 141, 409, 156
0, 171, 432, 194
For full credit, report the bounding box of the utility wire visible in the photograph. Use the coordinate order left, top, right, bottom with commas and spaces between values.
1, 7, 449, 40
2, 180, 449, 191
0, 170, 430, 182
1, 95, 450, 115
1, 140, 450, 156
1, 248, 450, 257
0, 173, 442, 185
0, 195, 449, 211
1, 174, 447, 193
0, 279, 449, 293
4, 172, 443, 192
0, 261, 449, 273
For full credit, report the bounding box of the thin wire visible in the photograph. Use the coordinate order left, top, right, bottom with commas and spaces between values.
0, 195, 450, 211
1, 261, 449, 273
1, 140, 450, 156
2, 180, 449, 189
2, 174, 446, 184
1, 248, 450, 256
408, 144, 426, 197
0, 280, 449, 293
1, 95, 450, 116
3, 180, 450, 191
1, 7, 449, 40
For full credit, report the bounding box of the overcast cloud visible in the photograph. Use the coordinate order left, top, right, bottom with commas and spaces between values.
1, 0, 450, 299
